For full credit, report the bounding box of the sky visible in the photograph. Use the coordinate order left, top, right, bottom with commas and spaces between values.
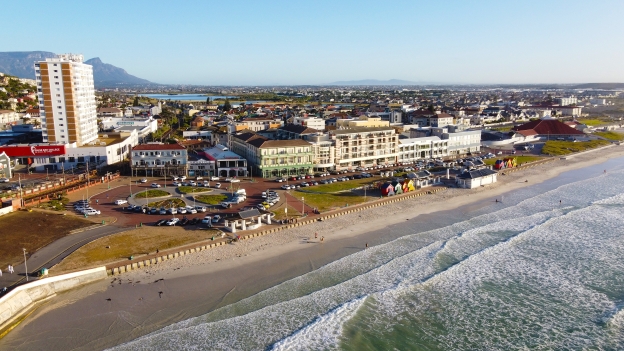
5, 0, 624, 85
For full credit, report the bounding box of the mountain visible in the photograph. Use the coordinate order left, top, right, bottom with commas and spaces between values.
0, 51, 153, 86
84, 57, 152, 85
327, 79, 422, 86
0, 51, 56, 79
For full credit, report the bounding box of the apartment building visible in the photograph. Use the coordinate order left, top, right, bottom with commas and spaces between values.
293, 116, 325, 131
398, 137, 448, 163
230, 132, 313, 178
198, 144, 247, 178
35, 54, 98, 146
305, 134, 335, 172
130, 143, 187, 177
330, 127, 398, 170
336, 116, 390, 129
410, 125, 480, 157
234, 117, 282, 132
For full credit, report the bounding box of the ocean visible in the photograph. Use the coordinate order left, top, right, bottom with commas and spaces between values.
110, 158, 624, 351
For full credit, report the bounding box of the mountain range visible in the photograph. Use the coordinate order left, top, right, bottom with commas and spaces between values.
0, 51, 153, 86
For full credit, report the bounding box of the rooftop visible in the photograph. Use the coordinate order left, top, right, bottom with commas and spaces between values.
200, 145, 244, 160
133, 143, 185, 151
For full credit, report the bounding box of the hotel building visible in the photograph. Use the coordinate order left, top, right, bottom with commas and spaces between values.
35, 54, 98, 146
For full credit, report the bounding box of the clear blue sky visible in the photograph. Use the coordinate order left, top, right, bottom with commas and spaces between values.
6, 0, 624, 85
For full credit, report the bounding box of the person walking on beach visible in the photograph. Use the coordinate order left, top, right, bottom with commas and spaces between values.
321, 236, 324, 243
315, 232, 318, 239
365, 243, 368, 249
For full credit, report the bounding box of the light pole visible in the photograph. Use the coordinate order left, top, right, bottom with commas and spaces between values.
23, 248, 28, 282
301, 196, 305, 216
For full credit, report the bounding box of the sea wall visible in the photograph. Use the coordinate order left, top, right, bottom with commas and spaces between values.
0, 266, 107, 334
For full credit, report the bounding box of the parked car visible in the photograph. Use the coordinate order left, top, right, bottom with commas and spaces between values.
178, 207, 187, 214
281, 184, 291, 190
167, 207, 178, 215
172, 181, 181, 186
159, 207, 167, 215
166, 218, 180, 226
0, 178, 9, 183
214, 183, 221, 188
140, 178, 148, 183
151, 183, 161, 188
261, 192, 267, 198
155, 219, 167, 226
113, 199, 128, 205
83, 209, 101, 216
300, 182, 309, 187
150, 207, 158, 214
190, 218, 200, 225
212, 215, 221, 223
189, 180, 196, 186
202, 181, 210, 187
210, 176, 220, 181
201, 216, 212, 224
172, 176, 179, 181
179, 218, 189, 226
275, 178, 285, 182
186, 206, 197, 214
194, 205, 207, 212
179, 176, 187, 180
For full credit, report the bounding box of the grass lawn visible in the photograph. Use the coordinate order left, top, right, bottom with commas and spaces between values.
195, 194, 228, 205
52, 227, 221, 273
177, 186, 212, 194
594, 131, 624, 141
0, 211, 92, 269
307, 178, 379, 193
147, 198, 186, 208
135, 189, 170, 198
272, 205, 302, 220
542, 140, 611, 155
484, 155, 543, 166
578, 118, 606, 127
296, 191, 369, 212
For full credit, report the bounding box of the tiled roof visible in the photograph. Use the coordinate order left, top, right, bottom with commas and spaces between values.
513, 119, 584, 135
279, 124, 320, 134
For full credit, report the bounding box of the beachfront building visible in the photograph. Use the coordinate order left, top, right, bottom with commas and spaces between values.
398, 137, 449, 163
512, 119, 586, 139
35, 54, 98, 146
275, 124, 320, 141
330, 127, 399, 170
410, 125, 480, 157
197, 144, 247, 178
335, 116, 390, 129
230, 132, 314, 178
130, 143, 187, 177
306, 133, 336, 172
293, 116, 325, 131
455, 168, 498, 189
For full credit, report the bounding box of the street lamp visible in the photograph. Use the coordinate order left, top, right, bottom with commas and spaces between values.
301, 196, 305, 216
23, 248, 28, 282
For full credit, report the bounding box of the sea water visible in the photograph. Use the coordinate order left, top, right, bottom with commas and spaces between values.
110, 160, 624, 351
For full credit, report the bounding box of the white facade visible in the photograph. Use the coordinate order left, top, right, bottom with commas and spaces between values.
35, 54, 98, 146
398, 137, 448, 163
100, 117, 158, 132
293, 116, 325, 131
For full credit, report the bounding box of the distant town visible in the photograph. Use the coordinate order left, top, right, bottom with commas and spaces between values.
0, 53, 622, 197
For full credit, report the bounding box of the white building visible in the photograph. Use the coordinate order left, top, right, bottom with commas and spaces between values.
35, 54, 98, 146
398, 137, 449, 163
554, 97, 577, 106
293, 116, 325, 131
330, 127, 398, 169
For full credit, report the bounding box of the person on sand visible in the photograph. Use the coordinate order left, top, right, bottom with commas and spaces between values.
321, 236, 324, 242
365, 243, 368, 249
315, 232, 318, 239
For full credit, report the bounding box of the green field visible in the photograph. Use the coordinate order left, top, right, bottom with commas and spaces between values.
195, 194, 228, 205
272, 205, 302, 220
296, 192, 369, 212
177, 186, 212, 194
484, 155, 543, 166
577, 118, 606, 127
134, 189, 170, 198
542, 140, 611, 156
305, 178, 380, 193
594, 131, 624, 141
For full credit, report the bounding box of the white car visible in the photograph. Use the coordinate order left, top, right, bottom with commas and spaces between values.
210, 176, 220, 181
167, 207, 178, 215
225, 178, 240, 183
202, 181, 210, 187
261, 192, 267, 198
140, 178, 148, 183
179, 176, 187, 181
178, 207, 187, 214
114, 199, 128, 205
0, 178, 9, 183
172, 176, 179, 181
151, 183, 161, 188
196, 176, 203, 180
166, 218, 180, 226
201, 216, 211, 224
185, 206, 197, 214
215, 183, 221, 188
189, 181, 196, 186
194, 205, 207, 212
172, 181, 180, 186
281, 184, 291, 190
83, 209, 101, 216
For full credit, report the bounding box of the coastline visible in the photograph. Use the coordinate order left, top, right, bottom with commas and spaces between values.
2, 145, 624, 351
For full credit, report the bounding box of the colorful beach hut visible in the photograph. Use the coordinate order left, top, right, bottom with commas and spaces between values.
380, 182, 395, 196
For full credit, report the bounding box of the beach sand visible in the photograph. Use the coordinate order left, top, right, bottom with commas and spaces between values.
2, 145, 623, 351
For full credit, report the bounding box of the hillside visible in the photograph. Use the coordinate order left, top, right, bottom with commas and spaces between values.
0, 51, 153, 86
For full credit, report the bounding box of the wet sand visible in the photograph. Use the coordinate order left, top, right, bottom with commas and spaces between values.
2, 145, 623, 351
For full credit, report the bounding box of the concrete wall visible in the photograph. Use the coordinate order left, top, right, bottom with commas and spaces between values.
0, 206, 13, 217
0, 266, 107, 331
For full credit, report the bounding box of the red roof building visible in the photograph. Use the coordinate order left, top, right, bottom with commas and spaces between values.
512, 119, 584, 137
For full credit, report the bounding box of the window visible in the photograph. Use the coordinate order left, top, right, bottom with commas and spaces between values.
54, 76, 59, 79
49, 157, 56, 163
55, 82, 59, 85
60, 129, 64, 132
59, 157, 65, 163
56, 94, 60, 97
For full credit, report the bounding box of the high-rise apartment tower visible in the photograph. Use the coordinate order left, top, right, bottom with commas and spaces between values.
35, 54, 98, 146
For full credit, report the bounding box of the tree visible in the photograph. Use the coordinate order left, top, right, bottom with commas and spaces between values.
206, 97, 211, 105
223, 99, 232, 111
133, 96, 140, 107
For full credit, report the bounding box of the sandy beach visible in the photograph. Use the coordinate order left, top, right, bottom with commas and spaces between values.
2, 145, 623, 351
